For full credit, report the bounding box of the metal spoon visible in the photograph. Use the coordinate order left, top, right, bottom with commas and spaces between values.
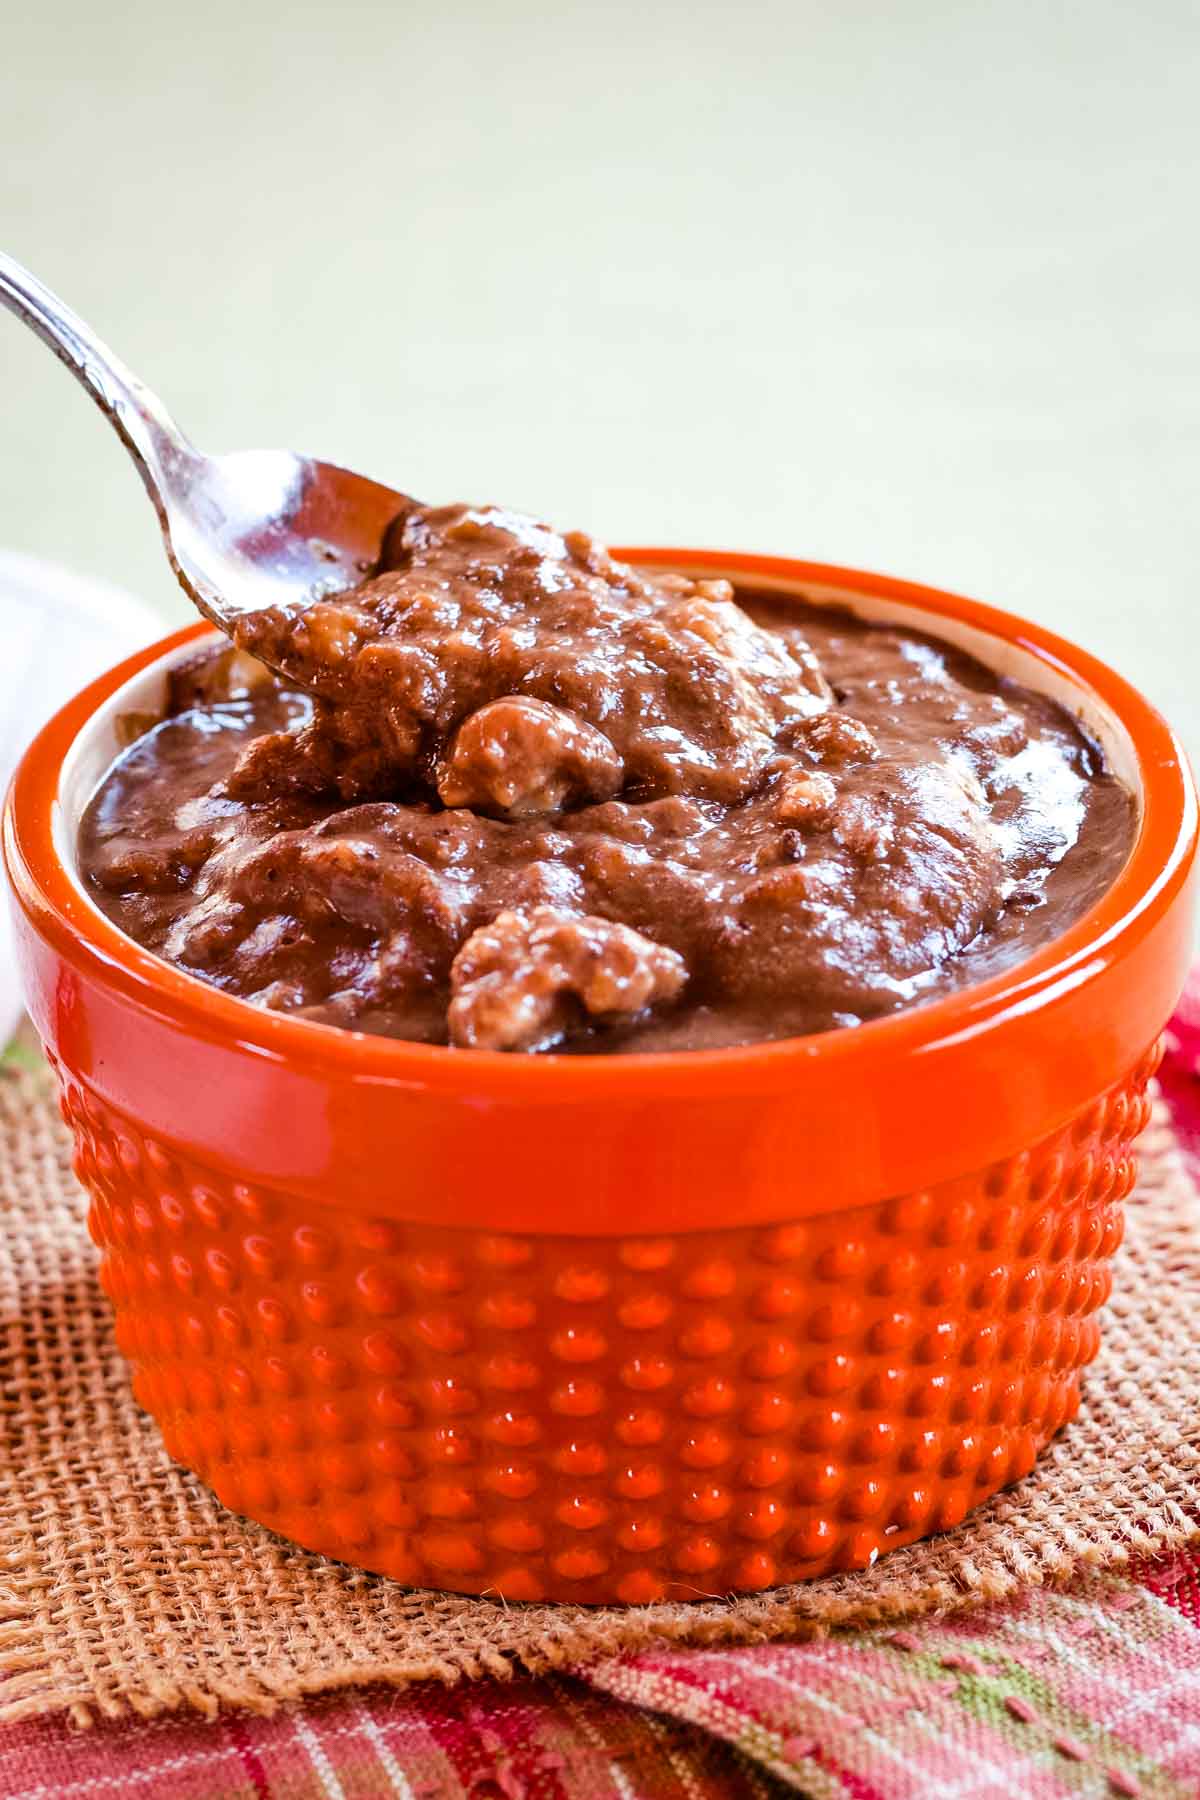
0, 251, 409, 635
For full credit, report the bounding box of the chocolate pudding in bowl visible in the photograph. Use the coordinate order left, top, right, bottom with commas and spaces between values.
7, 508, 1194, 1606
77, 502, 1135, 1056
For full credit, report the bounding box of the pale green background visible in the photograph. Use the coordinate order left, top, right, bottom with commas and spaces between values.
2, 0, 1197, 762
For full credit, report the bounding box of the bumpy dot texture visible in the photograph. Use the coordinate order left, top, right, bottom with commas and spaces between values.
63, 1044, 1160, 1604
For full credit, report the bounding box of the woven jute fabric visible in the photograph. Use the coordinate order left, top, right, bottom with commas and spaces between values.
2, 1063, 1199, 1726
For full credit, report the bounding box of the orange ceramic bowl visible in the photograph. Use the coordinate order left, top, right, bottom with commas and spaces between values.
5, 550, 1197, 1605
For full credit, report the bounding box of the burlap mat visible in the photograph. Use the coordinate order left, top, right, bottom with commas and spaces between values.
2, 1062, 1199, 1726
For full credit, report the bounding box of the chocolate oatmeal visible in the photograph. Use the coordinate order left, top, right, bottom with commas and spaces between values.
78, 503, 1135, 1053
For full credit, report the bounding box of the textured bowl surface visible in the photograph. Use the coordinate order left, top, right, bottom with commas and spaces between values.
68, 1048, 1156, 1602
5, 549, 1197, 1602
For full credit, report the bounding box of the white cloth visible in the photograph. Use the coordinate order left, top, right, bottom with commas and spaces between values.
1, 552, 162, 1045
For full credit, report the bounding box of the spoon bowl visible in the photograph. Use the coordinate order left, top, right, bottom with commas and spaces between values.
0, 253, 409, 637
154, 447, 408, 625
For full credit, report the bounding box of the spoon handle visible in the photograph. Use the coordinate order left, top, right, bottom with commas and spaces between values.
0, 251, 200, 526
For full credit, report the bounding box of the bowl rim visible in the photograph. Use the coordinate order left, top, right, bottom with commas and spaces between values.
5, 545, 1197, 1102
